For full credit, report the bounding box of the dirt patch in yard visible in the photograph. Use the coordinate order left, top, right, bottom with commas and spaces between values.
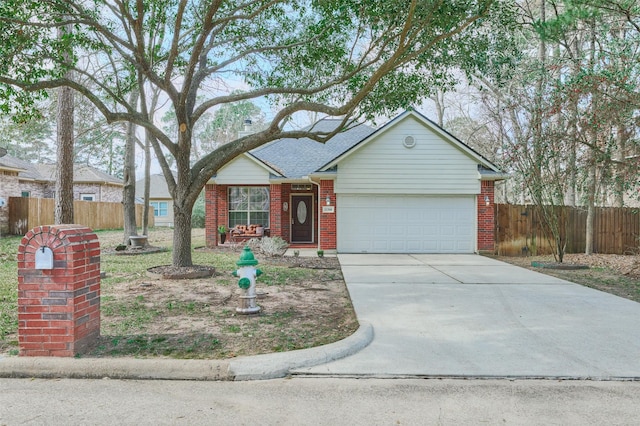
87, 245, 357, 359
494, 253, 640, 303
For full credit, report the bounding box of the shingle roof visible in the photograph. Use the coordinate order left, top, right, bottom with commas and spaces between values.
0, 155, 43, 180
250, 119, 376, 178
135, 173, 173, 199
0, 154, 123, 185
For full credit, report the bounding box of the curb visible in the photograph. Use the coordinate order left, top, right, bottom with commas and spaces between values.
0, 357, 231, 381
230, 321, 373, 380
0, 322, 373, 381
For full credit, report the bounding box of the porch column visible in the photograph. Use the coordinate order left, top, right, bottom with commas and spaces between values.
269, 184, 282, 239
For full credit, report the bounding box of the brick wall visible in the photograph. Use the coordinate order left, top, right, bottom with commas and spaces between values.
18, 180, 51, 198
270, 184, 282, 239
204, 184, 230, 247
73, 183, 122, 202
205, 183, 337, 246
204, 184, 218, 247
17, 225, 101, 357
477, 180, 496, 252
319, 180, 337, 250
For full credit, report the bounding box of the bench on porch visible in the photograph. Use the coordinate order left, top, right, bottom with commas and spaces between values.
229, 224, 268, 243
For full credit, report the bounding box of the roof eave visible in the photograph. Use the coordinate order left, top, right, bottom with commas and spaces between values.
0, 165, 26, 173
480, 171, 510, 181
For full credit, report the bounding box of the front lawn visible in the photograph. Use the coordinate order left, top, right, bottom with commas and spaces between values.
0, 229, 357, 359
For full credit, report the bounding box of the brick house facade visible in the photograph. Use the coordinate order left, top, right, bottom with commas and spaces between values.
205, 110, 503, 253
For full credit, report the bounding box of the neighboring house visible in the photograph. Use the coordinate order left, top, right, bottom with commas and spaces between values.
0, 153, 124, 234
205, 109, 506, 253
135, 174, 174, 227
0, 154, 123, 202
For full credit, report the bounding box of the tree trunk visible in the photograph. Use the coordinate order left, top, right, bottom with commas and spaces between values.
532, 0, 546, 191
613, 125, 627, 208
432, 90, 445, 127
170, 105, 196, 267
55, 84, 75, 225
585, 158, 597, 255
172, 203, 193, 267
585, 18, 598, 255
122, 91, 139, 244
142, 129, 151, 235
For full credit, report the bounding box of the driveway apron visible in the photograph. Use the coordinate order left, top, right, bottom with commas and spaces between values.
294, 254, 640, 379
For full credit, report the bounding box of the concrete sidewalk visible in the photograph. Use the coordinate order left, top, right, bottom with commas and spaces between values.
294, 254, 640, 379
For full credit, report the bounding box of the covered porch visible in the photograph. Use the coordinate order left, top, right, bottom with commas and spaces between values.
205, 180, 337, 250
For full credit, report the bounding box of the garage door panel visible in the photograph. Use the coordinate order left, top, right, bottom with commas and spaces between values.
337, 195, 475, 253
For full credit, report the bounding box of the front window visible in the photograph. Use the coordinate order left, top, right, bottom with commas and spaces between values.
150, 201, 168, 217
228, 187, 269, 227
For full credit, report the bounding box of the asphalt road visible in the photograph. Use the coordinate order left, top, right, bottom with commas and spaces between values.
2, 377, 639, 425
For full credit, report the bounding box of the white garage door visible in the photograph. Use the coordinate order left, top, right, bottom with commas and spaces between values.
337, 194, 476, 253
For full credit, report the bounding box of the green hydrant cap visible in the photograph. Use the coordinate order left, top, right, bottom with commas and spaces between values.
238, 277, 251, 289
236, 246, 258, 266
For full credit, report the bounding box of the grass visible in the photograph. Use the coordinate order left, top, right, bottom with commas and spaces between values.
0, 235, 20, 352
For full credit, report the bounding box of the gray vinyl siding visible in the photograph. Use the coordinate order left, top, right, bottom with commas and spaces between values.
215, 155, 271, 185
334, 116, 480, 195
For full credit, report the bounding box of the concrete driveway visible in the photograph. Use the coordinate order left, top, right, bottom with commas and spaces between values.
294, 254, 640, 379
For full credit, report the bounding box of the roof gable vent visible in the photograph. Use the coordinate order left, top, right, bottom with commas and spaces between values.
403, 135, 416, 148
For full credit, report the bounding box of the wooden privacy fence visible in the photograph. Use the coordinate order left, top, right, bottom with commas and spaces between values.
8, 197, 154, 236
496, 204, 640, 255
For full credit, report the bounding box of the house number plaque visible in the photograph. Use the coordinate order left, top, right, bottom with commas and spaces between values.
322, 206, 335, 213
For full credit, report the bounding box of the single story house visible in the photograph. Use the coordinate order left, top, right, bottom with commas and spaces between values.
135, 174, 174, 227
205, 109, 505, 253
0, 154, 123, 202
0, 153, 123, 234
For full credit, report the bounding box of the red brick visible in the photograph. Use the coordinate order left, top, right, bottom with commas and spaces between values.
42, 342, 68, 350
46, 328, 70, 335
21, 335, 50, 343
20, 328, 44, 335
50, 335, 74, 343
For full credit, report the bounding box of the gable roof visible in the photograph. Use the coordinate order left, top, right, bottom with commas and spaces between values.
221, 110, 504, 181
135, 173, 173, 199
32, 163, 123, 185
250, 119, 376, 179
319, 109, 502, 174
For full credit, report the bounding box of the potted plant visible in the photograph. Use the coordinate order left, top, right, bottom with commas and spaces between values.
218, 225, 228, 244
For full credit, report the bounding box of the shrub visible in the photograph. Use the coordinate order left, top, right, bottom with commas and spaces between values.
191, 191, 205, 228
258, 236, 289, 257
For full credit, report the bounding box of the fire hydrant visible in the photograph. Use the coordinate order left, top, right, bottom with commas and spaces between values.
232, 246, 262, 314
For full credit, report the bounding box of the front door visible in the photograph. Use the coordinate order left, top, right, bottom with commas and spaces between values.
291, 195, 313, 243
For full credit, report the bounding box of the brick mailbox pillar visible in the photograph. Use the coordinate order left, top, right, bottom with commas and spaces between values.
17, 225, 101, 357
